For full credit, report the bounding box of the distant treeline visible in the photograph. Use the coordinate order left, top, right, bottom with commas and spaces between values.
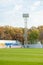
0, 25, 43, 44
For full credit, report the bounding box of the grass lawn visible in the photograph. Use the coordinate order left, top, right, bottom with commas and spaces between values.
0, 48, 43, 65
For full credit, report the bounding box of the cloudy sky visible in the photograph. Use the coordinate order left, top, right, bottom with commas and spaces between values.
0, 0, 43, 28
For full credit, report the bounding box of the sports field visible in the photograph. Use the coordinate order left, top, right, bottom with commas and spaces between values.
0, 48, 43, 65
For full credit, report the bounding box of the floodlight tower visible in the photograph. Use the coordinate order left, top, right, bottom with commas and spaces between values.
23, 13, 29, 47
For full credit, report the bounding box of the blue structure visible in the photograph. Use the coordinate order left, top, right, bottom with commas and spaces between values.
5, 40, 22, 48
5, 43, 12, 47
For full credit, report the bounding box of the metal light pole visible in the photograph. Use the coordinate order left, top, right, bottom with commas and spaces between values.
23, 14, 29, 47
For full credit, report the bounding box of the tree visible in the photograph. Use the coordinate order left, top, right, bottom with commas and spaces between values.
38, 26, 43, 44
29, 29, 39, 44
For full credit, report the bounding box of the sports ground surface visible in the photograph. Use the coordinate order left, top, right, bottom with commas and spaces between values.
0, 48, 43, 65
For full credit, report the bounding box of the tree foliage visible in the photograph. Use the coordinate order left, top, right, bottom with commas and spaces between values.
28, 28, 39, 44
0, 25, 43, 44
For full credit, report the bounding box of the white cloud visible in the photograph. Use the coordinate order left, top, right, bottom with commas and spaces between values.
2, 4, 23, 16
0, 0, 12, 3
29, 10, 43, 27
38, 10, 43, 22
34, 1, 40, 6
15, 4, 23, 11
31, 1, 40, 11
0, 0, 43, 28
0, 0, 23, 13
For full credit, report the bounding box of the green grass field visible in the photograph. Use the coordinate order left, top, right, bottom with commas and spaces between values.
0, 48, 43, 65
